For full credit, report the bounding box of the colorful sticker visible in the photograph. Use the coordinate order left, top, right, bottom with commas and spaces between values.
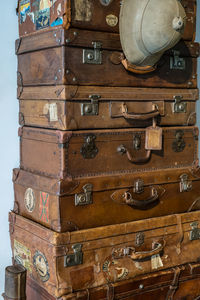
36, 8, 50, 30
39, 192, 49, 223
19, 0, 31, 23
33, 251, 50, 282
106, 14, 118, 27
24, 188, 36, 213
50, 2, 63, 27
102, 256, 129, 282
14, 240, 32, 272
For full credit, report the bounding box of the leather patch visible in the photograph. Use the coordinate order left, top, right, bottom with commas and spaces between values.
70, 266, 94, 290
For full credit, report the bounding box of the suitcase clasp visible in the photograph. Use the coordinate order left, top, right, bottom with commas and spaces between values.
173, 96, 187, 113
179, 174, 192, 192
81, 135, 98, 159
170, 50, 186, 70
83, 42, 102, 65
189, 222, 200, 241
81, 95, 100, 116
75, 184, 93, 206
64, 244, 83, 267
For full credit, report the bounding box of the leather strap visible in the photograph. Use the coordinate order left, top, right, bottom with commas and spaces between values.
107, 284, 114, 300
166, 267, 181, 300
175, 215, 183, 255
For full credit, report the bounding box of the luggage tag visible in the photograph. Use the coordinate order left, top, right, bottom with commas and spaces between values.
145, 117, 162, 150
151, 254, 164, 270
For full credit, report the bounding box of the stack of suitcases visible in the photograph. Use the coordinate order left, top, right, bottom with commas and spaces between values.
5, 0, 200, 299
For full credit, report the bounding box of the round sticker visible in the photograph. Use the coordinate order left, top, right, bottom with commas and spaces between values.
100, 0, 113, 6
106, 14, 118, 27
24, 188, 35, 213
33, 251, 50, 282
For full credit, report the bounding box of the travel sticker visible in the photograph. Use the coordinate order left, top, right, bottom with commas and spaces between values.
33, 251, 50, 282
102, 256, 129, 282
14, 240, 32, 272
36, 7, 50, 30
19, 0, 31, 23
24, 188, 36, 213
106, 14, 118, 27
50, 3, 63, 27
39, 192, 49, 223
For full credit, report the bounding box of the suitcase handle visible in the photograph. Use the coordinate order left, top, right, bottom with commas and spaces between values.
117, 145, 151, 164
112, 240, 166, 261
125, 187, 159, 208
121, 103, 160, 120
121, 57, 157, 74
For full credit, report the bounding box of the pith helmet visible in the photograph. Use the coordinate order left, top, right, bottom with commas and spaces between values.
119, 0, 186, 70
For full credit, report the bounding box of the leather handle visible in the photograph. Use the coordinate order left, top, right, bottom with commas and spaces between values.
117, 145, 151, 164
121, 104, 160, 120
121, 58, 157, 74
112, 240, 166, 261
125, 187, 159, 208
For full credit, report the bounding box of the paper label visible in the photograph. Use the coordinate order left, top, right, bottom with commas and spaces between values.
33, 250, 50, 282
145, 126, 163, 150
14, 240, 32, 272
49, 103, 58, 122
24, 188, 36, 213
39, 192, 49, 223
151, 254, 163, 270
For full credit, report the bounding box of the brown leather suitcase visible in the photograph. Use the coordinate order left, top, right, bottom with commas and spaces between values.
18, 86, 198, 130
17, 28, 199, 88
13, 166, 200, 232
26, 264, 200, 300
19, 126, 198, 180
18, 0, 196, 42
9, 210, 200, 298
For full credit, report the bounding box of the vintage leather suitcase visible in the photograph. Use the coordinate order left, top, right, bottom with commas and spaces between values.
26, 264, 200, 300
17, 28, 199, 88
19, 126, 198, 180
13, 167, 200, 232
17, 0, 196, 42
9, 210, 200, 298
18, 86, 198, 130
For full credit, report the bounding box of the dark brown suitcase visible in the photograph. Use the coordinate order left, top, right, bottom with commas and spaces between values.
18, 86, 198, 130
17, 28, 199, 88
17, 0, 196, 42
26, 264, 200, 300
19, 126, 198, 180
13, 166, 200, 232
9, 210, 200, 298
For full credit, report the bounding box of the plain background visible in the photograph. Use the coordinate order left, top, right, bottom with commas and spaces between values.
0, 0, 200, 295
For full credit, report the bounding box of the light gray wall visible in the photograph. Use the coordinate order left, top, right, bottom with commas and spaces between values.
0, 0, 200, 295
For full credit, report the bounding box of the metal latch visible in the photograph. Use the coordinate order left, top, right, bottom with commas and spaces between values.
173, 96, 187, 113
180, 174, 192, 192
81, 135, 98, 159
75, 184, 93, 206
64, 244, 83, 267
170, 50, 186, 70
189, 222, 200, 241
81, 95, 100, 116
133, 179, 144, 194
83, 42, 102, 65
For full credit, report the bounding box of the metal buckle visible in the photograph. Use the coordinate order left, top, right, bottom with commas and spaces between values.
75, 184, 93, 206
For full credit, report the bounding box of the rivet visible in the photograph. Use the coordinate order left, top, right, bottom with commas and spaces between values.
54, 33, 57, 37
55, 76, 58, 81
58, 69, 61, 73
57, 39, 61, 44
139, 284, 144, 289
66, 38, 70, 43
73, 32, 78, 36
190, 44, 194, 48
192, 75, 196, 79
188, 81, 192, 86
66, 70, 70, 74
73, 77, 76, 82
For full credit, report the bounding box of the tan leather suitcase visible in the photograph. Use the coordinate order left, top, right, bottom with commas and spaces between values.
9, 210, 200, 298
17, 0, 196, 42
17, 28, 199, 88
13, 166, 200, 232
18, 86, 198, 130
19, 126, 198, 180
26, 264, 200, 300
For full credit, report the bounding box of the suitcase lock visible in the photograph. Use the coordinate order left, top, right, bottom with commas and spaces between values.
64, 244, 83, 267
81, 95, 100, 116
173, 96, 187, 113
189, 222, 200, 241
83, 42, 102, 65
170, 50, 186, 70
179, 174, 192, 192
75, 184, 93, 206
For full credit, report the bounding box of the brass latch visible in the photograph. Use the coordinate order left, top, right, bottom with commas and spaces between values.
179, 174, 192, 192
173, 96, 187, 113
75, 184, 93, 206
170, 50, 186, 70
81, 95, 100, 116
133, 179, 144, 194
189, 222, 200, 241
81, 135, 98, 159
83, 42, 102, 64
64, 244, 83, 267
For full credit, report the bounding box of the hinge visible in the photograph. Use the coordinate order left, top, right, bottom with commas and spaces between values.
170, 50, 186, 70
75, 184, 93, 206
64, 244, 83, 267
180, 174, 192, 192
189, 222, 200, 241
83, 42, 102, 65
173, 96, 187, 113
81, 95, 100, 116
